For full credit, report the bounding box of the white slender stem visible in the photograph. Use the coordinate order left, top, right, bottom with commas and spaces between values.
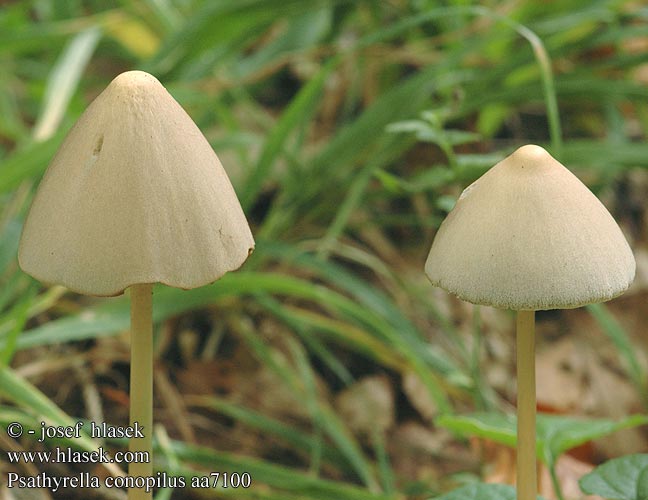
516, 310, 537, 500
129, 284, 153, 500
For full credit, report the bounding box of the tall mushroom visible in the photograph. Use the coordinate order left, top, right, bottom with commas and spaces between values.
425, 145, 635, 500
19, 71, 254, 499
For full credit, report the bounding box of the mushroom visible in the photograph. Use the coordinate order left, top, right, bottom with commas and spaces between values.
425, 145, 635, 500
19, 71, 254, 499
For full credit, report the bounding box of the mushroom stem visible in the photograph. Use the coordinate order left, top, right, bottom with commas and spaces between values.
516, 309, 537, 500
129, 283, 153, 500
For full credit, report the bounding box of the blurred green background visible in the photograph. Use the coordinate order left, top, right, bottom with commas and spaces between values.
1, 1, 647, 499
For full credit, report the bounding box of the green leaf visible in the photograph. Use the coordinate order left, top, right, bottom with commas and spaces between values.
540, 415, 648, 466
476, 103, 510, 137
236, 320, 379, 488
437, 412, 518, 447
587, 303, 648, 406
32, 25, 101, 141
579, 454, 648, 500
232, 6, 332, 80
288, 338, 379, 490
0, 281, 36, 365
161, 439, 394, 500
240, 57, 338, 210
0, 367, 98, 454
431, 482, 547, 500
0, 218, 21, 274
191, 395, 346, 466
436, 412, 648, 466
0, 131, 66, 194
257, 243, 465, 412
388, 119, 479, 147
640, 468, 648, 500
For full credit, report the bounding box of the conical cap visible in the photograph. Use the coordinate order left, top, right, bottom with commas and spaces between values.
425, 145, 635, 310
19, 71, 254, 296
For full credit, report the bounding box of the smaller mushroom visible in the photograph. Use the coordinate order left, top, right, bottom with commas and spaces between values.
19, 71, 254, 499
425, 145, 635, 500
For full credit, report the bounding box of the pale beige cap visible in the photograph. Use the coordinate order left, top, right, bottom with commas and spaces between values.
425, 145, 635, 311
19, 71, 254, 296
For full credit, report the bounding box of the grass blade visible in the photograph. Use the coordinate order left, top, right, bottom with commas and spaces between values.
32, 25, 101, 141
587, 303, 648, 408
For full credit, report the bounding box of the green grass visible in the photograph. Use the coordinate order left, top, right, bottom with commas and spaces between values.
1, 1, 646, 499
